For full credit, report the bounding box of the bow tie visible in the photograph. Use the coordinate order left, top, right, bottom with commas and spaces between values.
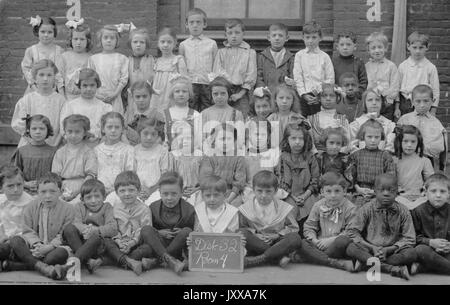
319, 205, 342, 224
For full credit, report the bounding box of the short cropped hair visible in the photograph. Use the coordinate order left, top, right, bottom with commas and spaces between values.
412, 84, 433, 101
338, 72, 358, 86
0, 164, 23, 187
31, 59, 58, 80
356, 118, 385, 141
158, 171, 184, 189
32, 17, 57, 37
128, 28, 151, 50
77, 68, 101, 88
67, 24, 93, 51
335, 31, 357, 44
374, 173, 397, 190
269, 23, 288, 36
366, 32, 388, 48
38, 172, 62, 190
80, 179, 106, 201
252, 170, 278, 190
424, 173, 450, 191
225, 18, 245, 31
302, 20, 322, 37
200, 175, 227, 193
62, 114, 90, 138
320, 171, 348, 189
24, 114, 54, 139
407, 31, 430, 48
114, 170, 141, 192
136, 115, 165, 141
186, 8, 208, 23
97, 25, 120, 49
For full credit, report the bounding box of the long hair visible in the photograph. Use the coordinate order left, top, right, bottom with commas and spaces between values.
393, 124, 424, 159
280, 121, 313, 157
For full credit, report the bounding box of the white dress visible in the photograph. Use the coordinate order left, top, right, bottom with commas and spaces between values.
87, 53, 129, 114
94, 142, 135, 194
11, 91, 66, 147
21, 43, 64, 94
134, 144, 173, 190
59, 51, 91, 101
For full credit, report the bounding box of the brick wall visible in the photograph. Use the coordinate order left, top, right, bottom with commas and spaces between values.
331, 0, 449, 127
407, 0, 450, 126
1, 0, 449, 142
0, 0, 157, 143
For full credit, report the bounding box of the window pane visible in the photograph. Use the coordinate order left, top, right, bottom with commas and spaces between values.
194, 0, 246, 18
248, 0, 301, 18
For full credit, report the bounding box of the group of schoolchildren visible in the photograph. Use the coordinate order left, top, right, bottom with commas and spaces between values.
0, 7, 449, 282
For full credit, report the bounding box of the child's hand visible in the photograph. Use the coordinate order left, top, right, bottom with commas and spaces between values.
86, 226, 100, 239
25, 181, 38, 192
183, 187, 193, 197
186, 235, 192, 247
437, 242, 450, 254
375, 247, 394, 262
430, 238, 449, 251
394, 108, 401, 120
240, 234, 247, 247
32, 244, 54, 257
316, 237, 336, 251
139, 190, 150, 201
230, 93, 242, 102
370, 245, 383, 256
302, 94, 317, 105
265, 233, 280, 243
356, 186, 373, 197
102, 94, 117, 104
39, 244, 55, 256
158, 229, 174, 240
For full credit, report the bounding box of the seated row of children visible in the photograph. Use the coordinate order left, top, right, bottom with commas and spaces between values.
1, 163, 449, 281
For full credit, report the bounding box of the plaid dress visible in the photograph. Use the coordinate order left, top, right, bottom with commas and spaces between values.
347, 148, 395, 189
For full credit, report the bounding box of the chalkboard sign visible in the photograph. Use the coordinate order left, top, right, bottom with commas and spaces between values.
188, 232, 245, 273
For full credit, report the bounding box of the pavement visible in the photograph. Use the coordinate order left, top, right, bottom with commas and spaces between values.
0, 263, 449, 285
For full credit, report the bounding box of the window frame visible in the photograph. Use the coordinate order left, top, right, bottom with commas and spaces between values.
180, 0, 313, 38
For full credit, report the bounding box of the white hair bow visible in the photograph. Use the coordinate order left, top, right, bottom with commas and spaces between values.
334, 85, 346, 98
29, 15, 42, 27
168, 73, 190, 84
253, 87, 271, 98
114, 22, 137, 33
207, 71, 229, 83
284, 76, 296, 87
65, 18, 85, 29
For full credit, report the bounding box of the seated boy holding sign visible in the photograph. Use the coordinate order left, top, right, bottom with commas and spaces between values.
140, 172, 195, 275
239, 170, 302, 268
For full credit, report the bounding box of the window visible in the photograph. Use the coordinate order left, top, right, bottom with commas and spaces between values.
181, 0, 312, 32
